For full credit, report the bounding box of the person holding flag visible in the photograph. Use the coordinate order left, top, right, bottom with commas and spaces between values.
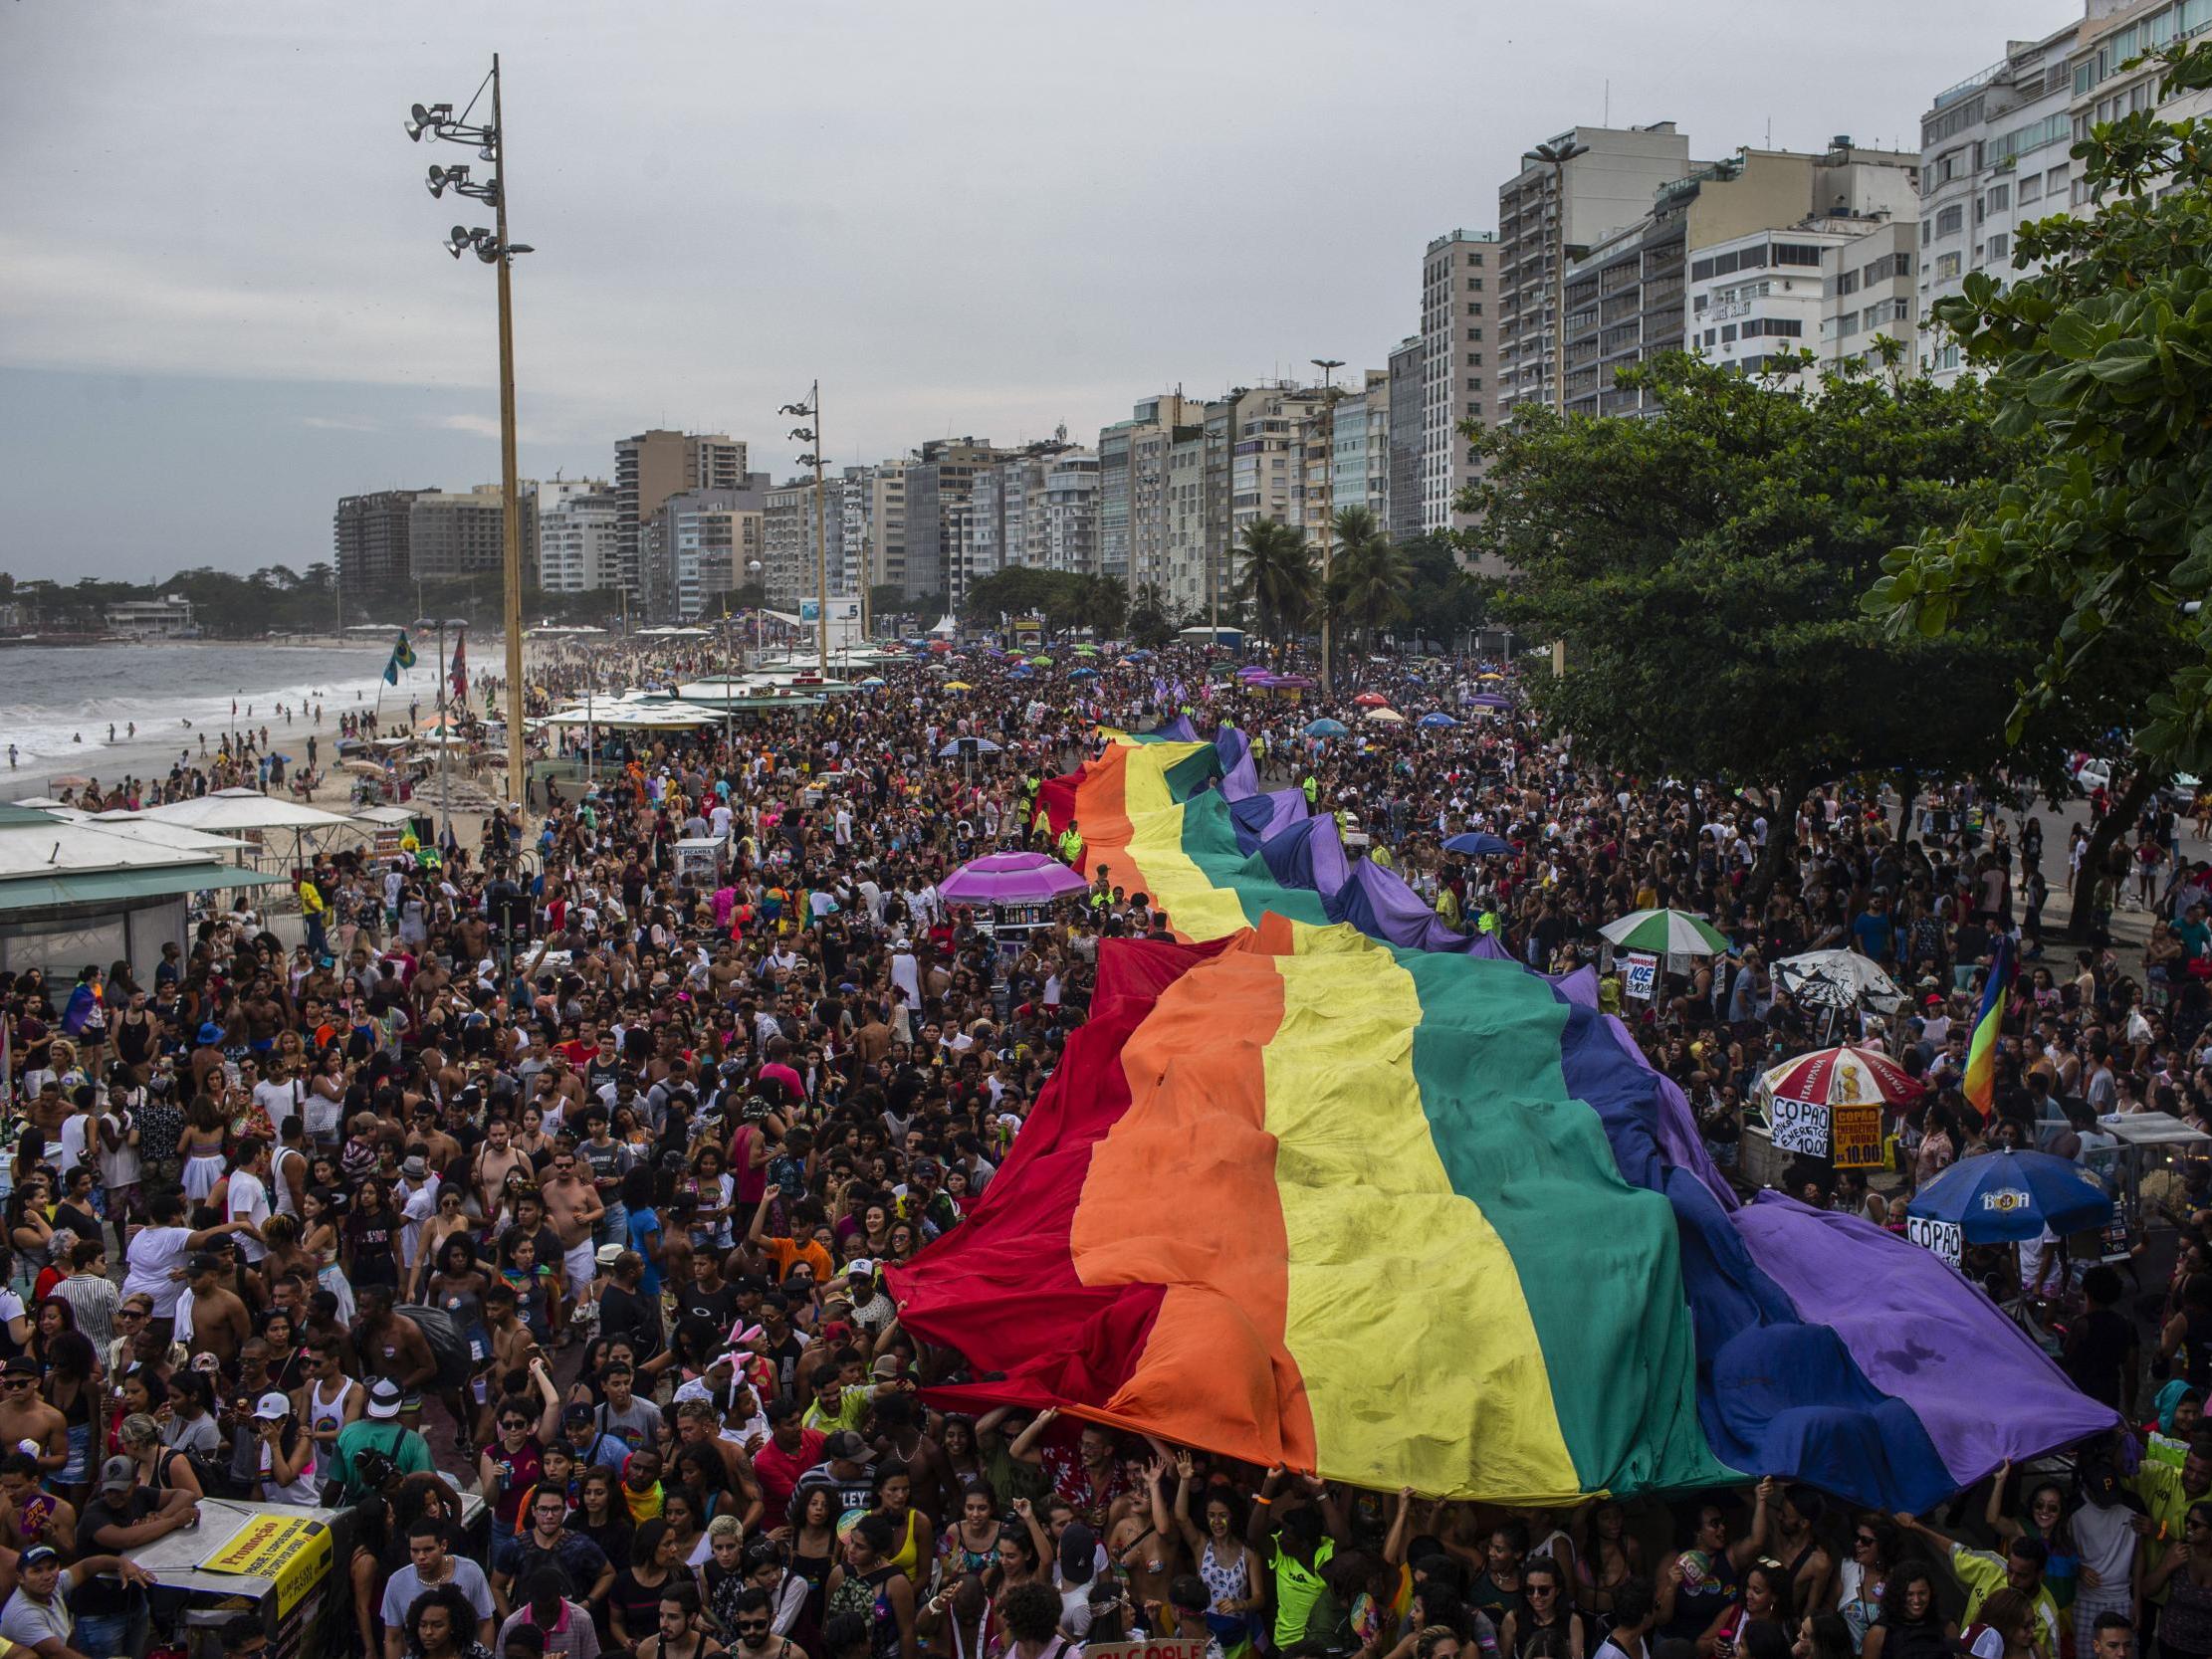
450, 626, 469, 713
1963, 931, 2016, 1121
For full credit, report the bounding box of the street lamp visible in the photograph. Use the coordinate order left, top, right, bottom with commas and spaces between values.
1523, 139, 1589, 416
406, 55, 533, 819
1309, 358, 1344, 694
746, 558, 765, 668
778, 384, 830, 674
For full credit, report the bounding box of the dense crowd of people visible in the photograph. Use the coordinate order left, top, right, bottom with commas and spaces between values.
0, 635, 2206, 1659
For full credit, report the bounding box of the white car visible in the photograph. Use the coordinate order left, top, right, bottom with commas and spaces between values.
2073, 756, 2113, 794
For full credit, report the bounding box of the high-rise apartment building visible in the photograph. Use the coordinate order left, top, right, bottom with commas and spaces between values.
648, 482, 772, 620
1386, 336, 1425, 544
837, 464, 907, 598
538, 488, 619, 593
1098, 395, 1203, 593
901, 439, 998, 605
1165, 432, 1207, 616
1326, 370, 1393, 528
1044, 450, 1101, 576
1555, 140, 1918, 415
763, 478, 848, 613
333, 490, 428, 594
612, 430, 748, 599
1420, 231, 1495, 534
1497, 123, 1693, 419
407, 486, 533, 582
1912, 24, 2078, 381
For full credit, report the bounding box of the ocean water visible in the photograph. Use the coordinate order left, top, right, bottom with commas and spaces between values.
0, 642, 442, 788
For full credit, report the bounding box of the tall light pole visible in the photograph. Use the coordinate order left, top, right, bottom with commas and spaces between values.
1522, 139, 1588, 416
1309, 358, 1344, 694
779, 385, 829, 674
410, 57, 534, 816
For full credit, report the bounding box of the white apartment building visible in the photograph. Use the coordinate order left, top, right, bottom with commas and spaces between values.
1043, 450, 1100, 576
1419, 231, 1494, 533
538, 489, 619, 593
1915, 23, 2077, 381
1165, 434, 1207, 616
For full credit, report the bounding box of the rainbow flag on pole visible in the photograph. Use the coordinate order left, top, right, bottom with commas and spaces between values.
1962, 932, 2014, 1117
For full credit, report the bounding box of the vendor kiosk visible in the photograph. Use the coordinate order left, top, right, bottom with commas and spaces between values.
133, 1491, 486, 1659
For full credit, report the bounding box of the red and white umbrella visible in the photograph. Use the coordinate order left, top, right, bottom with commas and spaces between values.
1353, 692, 1393, 708
1757, 1045, 1922, 1108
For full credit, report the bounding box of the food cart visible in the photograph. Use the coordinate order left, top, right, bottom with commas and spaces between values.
674, 835, 728, 887
2098, 1110, 2212, 1267
134, 1491, 485, 1659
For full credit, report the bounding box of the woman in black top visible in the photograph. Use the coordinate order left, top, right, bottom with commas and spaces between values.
611, 1520, 682, 1654
346, 1178, 400, 1293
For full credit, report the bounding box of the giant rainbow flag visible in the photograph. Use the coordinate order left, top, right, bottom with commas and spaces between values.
892, 730, 2114, 1509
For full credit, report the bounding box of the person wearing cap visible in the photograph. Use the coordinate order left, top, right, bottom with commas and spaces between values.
73, 1452, 191, 1655
332, 1374, 435, 1500
561, 1402, 629, 1473
0, 1539, 154, 1658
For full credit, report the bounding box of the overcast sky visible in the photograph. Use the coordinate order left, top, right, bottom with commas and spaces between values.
0, 0, 2075, 581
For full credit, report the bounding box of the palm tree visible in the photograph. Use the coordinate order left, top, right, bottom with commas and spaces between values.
1325, 507, 1410, 653
1234, 518, 1315, 644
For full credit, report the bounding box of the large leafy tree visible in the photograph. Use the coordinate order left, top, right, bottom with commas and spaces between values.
1868, 42, 2212, 794
1460, 348, 2058, 902
1235, 518, 1314, 644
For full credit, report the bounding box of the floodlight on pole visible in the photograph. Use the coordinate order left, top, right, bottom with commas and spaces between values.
1522, 138, 1590, 416
405, 53, 532, 819
776, 382, 830, 674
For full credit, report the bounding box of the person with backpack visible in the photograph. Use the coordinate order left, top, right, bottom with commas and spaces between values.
330, 1376, 434, 1502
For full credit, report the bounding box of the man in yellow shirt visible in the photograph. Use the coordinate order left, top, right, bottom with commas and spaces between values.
1895, 1514, 2059, 1656
297, 869, 330, 957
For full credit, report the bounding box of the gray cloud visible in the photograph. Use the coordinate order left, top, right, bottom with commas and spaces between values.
0, 0, 2068, 578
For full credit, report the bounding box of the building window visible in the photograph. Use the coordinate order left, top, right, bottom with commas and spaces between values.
1920, 219, 1932, 247
1721, 324, 1738, 343
1935, 251, 1962, 280
1467, 377, 1483, 392
1987, 232, 2011, 262
1836, 270, 1860, 297
1935, 205, 1964, 237
1986, 182, 2011, 213
2047, 164, 2070, 193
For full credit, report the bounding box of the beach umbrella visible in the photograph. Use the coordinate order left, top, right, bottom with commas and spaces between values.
1419, 713, 1458, 728
941, 850, 1090, 905
1477, 671, 1504, 681
1599, 907, 1729, 955
1072, 644, 1099, 655
1069, 666, 1100, 679
1772, 949, 1906, 1014
943, 681, 974, 692
857, 677, 885, 688
1469, 693, 1512, 711
1125, 649, 1155, 661
1757, 1045, 1922, 1108
1027, 655, 1054, 666
1365, 707, 1407, 724
938, 736, 1003, 757
1303, 718, 1349, 737
1906, 1149, 2112, 1248
1354, 692, 1392, 709
1443, 832, 1512, 857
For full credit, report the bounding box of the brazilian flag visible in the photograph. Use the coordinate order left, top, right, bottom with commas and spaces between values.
382, 630, 418, 686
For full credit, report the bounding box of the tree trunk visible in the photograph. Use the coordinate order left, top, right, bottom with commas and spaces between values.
2063, 757, 2163, 943
1743, 772, 1817, 916
1894, 769, 1918, 841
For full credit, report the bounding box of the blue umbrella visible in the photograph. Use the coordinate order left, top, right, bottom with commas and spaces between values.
1418, 713, 1458, 729
1444, 832, 1512, 857
1069, 666, 1099, 679
1303, 718, 1349, 737
1905, 1148, 2111, 1247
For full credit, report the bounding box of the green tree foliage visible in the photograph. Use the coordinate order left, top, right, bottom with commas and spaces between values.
1460, 349, 2089, 897
1866, 42, 2212, 776
1324, 507, 1411, 653
1126, 582, 1178, 650
1235, 518, 1314, 643
960, 567, 1127, 638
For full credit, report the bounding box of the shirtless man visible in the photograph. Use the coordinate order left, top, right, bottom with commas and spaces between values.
183, 1254, 251, 1370
0, 1357, 67, 1483
539, 1147, 606, 1316
475, 1117, 530, 1221
355, 1287, 439, 1430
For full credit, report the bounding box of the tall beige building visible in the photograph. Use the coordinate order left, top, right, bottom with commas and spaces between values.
613, 430, 748, 599
1420, 231, 1496, 534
